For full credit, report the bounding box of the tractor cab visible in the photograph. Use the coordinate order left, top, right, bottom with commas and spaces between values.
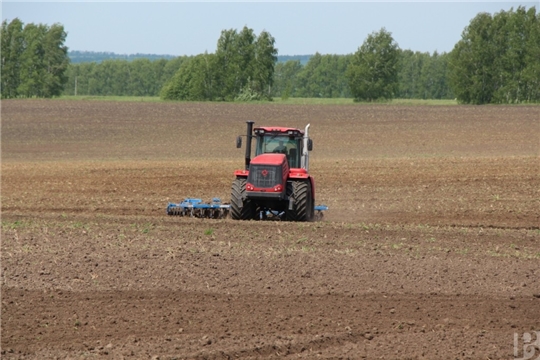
236, 124, 313, 171
253, 127, 305, 169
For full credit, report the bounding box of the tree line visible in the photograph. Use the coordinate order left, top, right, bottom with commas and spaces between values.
69, 50, 177, 64
63, 57, 189, 96
1, 6, 538, 104
61, 29, 454, 101
67, 51, 309, 65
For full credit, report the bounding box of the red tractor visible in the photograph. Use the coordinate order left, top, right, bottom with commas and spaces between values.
232, 121, 323, 221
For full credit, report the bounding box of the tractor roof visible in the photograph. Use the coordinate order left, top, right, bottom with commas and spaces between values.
254, 126, 304, 135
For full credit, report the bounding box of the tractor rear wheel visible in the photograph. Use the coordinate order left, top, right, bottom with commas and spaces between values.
285, 180, 314, 222
231, 177, 256, 220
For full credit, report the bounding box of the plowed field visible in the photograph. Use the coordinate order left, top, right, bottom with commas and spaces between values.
1, 100, 539, 359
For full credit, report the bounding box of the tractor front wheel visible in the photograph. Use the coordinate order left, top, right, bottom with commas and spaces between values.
285, 180, 314, 222
231, 177, 256, 220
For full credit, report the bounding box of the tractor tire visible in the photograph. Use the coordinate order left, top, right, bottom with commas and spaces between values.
285, 180, 314, 222
231, 177, 256, 220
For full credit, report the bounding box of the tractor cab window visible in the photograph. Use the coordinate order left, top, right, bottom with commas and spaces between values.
256, 135, 302, 168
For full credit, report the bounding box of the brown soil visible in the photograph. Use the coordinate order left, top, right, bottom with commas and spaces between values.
1, 100, 539, 359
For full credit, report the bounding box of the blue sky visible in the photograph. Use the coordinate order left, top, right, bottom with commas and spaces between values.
2, 1, 537, 56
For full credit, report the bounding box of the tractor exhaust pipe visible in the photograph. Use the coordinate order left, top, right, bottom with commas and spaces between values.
302, 124, 310, 171
245, 121, 254, 170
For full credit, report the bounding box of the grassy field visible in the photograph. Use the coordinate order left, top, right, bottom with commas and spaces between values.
57, 95, 459, 105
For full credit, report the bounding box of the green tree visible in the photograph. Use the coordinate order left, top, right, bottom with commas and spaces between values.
450, 12, 500, 104
1, 20, 69, 98
347, 28, 400, 101
150, 59, 168, 95
271, 60, 303, 98
112, 61, 130, 96
161, 53, 216, 101
293, 53, 352, 98
397, 50, 425, 98
160, 56, 190, 86
41, 23, 69, 97
449, 6, 539, 104
129, 59, 154, 96
336, 55, 354, 98
295, 52, 324, 97
214, 28, 241, 100
252, 30, 278, 99
236, 26, 256, 94
1, 18, 25, 98
523, 7, 540, 101
63, 62, 96, 96
163, 26, 277, 101
418, 51, 453, 99
17, 23, 46, 97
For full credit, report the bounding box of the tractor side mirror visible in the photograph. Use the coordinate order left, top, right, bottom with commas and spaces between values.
236, 136, 242, 148
308, 139, 313, 151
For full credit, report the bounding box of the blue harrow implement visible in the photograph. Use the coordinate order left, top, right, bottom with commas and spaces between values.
167, 198, 230, 219
167, 198, 328, 220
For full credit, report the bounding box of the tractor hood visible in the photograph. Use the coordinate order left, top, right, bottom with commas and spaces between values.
250, 153, 287, 166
